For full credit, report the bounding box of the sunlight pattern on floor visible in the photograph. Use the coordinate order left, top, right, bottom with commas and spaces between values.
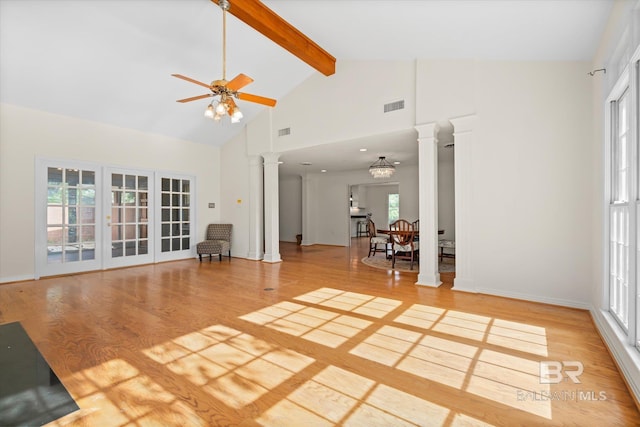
53, 359, 207, 426
239, 301, 372, 348
257, 365, 490, 427
293, 287, 402, 318
241, 287, 552, 422
143, 324, 315, 409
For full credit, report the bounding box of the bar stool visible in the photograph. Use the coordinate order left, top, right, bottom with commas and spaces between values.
357, 220, 368, 237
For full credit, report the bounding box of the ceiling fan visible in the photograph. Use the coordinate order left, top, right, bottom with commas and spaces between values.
172, 0, 278, 122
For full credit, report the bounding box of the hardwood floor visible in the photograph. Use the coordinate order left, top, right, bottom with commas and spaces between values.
1, 238, 638, 426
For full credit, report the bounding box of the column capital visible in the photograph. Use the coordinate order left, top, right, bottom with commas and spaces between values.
450, 114, 477, 135
262, 152, 281, 165
414, 122, 439, 140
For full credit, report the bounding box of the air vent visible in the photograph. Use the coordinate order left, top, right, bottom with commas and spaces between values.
278, 127, 291, 137
383, 100, 405, 113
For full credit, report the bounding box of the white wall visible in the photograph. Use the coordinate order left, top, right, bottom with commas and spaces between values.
416, 59, 594, 306
219, 130, 252, 258
365, 184, 401, 229
270, 61, 417, 152
0, 103, 220, 283
279, 175, 302, 242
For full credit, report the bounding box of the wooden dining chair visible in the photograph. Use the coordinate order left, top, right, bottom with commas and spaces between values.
389, 219, 419, 269
367, 219, 389, 257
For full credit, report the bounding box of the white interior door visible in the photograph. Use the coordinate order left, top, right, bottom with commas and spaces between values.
156, 175, 195, 262
37, 162, 195, 278
36, 160, 102, 278
104, 168, 154, 268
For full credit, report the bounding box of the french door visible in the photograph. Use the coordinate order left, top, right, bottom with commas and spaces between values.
37, 160, 103, 277
156, 175, 194, 262
104, 168, 154, 269
37, 159, 195, 278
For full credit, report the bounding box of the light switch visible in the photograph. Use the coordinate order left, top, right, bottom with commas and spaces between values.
208, 203, 215, 208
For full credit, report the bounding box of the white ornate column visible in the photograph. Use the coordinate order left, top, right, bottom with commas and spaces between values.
450, 114, 477, 292
415, 122, 441, 287
247, 155, 264, 260
262, 152, 282, 263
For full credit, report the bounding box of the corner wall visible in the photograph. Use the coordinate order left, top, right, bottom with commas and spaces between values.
416, 59, 594, 307
0, 103, 220, 282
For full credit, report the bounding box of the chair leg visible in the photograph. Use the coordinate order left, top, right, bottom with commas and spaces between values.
228, 250, 231, 260
198, 254, 202, 262
209, 254, 212, 262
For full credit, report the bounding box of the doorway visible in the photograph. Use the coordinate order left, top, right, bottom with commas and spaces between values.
348, 182, 400, 243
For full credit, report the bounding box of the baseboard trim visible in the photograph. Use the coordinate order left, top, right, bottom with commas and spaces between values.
591, 308, 640, 407
0, 274, 35, 285
469, 287, 591, 310
452, 278, 476, 293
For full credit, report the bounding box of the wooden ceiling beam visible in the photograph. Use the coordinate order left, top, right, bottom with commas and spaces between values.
211, 0, 336, 76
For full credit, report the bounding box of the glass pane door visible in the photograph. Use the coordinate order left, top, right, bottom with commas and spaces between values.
37, 161, 102, 278
156, 175, 194, 262
106, 169, 154, 268
47, 167, 97, 263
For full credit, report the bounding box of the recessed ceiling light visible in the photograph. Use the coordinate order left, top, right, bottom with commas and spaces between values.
277, 161, 284, 164
394, 161, 401, 165
359, 148, 367, 152
321, 169, 327, 173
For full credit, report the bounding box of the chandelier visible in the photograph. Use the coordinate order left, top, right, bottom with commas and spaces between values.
369, 156, 395, 179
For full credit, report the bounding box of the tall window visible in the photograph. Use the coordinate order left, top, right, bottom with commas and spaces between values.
388, 193, 399, 224
609, 89, 632, 330
613, 89, 630, 203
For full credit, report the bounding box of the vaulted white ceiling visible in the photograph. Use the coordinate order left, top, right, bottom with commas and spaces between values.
0, 0, 612, 163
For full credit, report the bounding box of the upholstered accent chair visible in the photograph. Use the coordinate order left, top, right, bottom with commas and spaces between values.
367, 219, 389, 257
197, 224, 232, 262
389, 219, 419, 270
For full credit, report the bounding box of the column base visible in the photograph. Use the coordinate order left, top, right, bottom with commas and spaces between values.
262, 254, 282, 263
415, 273, 441, 287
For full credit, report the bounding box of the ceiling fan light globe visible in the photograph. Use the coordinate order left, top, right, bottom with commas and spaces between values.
215, 101, 227, 115
231, 109, 243, 121
204, 104, 215, 118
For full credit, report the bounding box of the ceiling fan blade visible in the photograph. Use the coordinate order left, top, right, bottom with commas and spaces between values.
211, 0, 335, 76
226, 73, 254, 91
176, 94, 212, 103
172, 74, 211, 89
237, 92, 277, 107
